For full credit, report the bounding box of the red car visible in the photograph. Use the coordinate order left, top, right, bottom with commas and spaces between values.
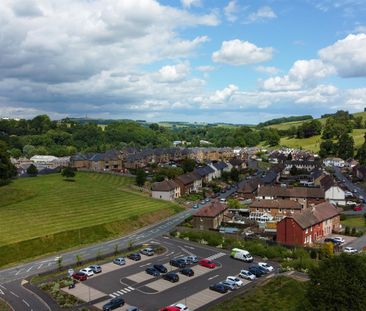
160, 307, 180, 311
353, 205, 363, 211
198, 259, 216, 269
72, 272, 88, 281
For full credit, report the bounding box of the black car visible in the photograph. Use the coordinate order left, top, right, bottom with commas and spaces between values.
324, 238, 341, 246
209, 283, 228, 293
163, 272, 179, 283
127, 253, 141, 261
170, 259, 186, 268
180, 268, 194, 277
153, 264, 167, 273
249, 266, 265, 277
145, 267, 160, 276
103, 297, 125, 311
256, 265, 269, 274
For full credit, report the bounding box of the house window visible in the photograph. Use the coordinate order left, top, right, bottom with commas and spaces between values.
291, 209, 294, 213
279, 209, 283, 213
305, 229, 308, 234
265, 208, 270, 213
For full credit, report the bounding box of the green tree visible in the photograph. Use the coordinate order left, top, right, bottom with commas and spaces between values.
26, 164, 38, 177
230, 168, 240, 182
61, 166, 76, 179
306, 254, 366, 310
135, 169, 146, 187
356, 134, 366, 165
319, 140, 336, 158
227, 199, 241, 209
22, 144, 36, 158
290, 165, 298, 176
9, 148, 22, 158
0, 140, 17, 186
354, 116, 363, 129
337, 133, 354, 160
181, 158, 196, 173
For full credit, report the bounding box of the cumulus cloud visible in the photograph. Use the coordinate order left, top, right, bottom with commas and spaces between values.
255, 66, 280, 75
158, 63, 190, 83
181, 0, 202, 8
196, 65, 215, 72
212, 39, 273, 65
319, 33, 366, 77
245, 6, 277, 24
224, 0, 238, 22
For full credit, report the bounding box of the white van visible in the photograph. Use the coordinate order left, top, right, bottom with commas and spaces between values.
230, 248, 253, 262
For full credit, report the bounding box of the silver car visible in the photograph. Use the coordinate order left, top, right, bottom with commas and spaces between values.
113, 257, 126, 266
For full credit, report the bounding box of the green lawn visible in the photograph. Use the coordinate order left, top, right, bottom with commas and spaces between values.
0, 300, 11, 311
342, 216, 366, 228
0, 172, 180, 247
209, 276, 307, 311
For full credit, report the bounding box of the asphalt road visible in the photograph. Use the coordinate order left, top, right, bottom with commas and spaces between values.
0, 186, 237, 310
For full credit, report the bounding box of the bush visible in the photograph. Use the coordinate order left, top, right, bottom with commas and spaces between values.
345, 226, 350, 235
340, 214, 346, 221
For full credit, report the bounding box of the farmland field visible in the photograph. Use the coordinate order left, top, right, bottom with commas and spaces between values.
0, 172, 181, 247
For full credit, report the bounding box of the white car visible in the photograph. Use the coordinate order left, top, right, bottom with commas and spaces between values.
333, 237, 345, 244
343, 247, 358, 254
79, 267, 94, 277
258, 262, 274, 272
171, 303, 190, 311
239, 269, 256, 280
226, 276, 243, 287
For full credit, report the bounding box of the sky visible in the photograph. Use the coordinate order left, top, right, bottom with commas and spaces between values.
1, 0, 366, 124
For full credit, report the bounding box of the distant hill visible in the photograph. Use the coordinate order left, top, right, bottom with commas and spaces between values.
258, 115, 313, 128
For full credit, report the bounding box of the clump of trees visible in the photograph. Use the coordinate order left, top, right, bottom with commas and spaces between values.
0, 140, 17, 186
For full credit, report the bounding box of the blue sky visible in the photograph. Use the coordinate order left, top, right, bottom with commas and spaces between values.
1, 0, 366, 124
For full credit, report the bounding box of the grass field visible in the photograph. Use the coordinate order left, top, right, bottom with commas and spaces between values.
0, 300, 11, 311
0, 172, 181, 247
210, 276, 307, 311
342, 216, 366, 229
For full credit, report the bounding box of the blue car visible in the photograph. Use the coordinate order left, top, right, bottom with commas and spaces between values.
145, 267, 160, 276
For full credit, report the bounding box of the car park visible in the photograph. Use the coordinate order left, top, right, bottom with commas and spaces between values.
239, 269, 256, 280
146, 267, 160, 276
113, 257, 126, 265
153, 264, 168, 273
218, 280, 237, 290
163, 272, 179, 283
248, 266, 265, 277
127, 253, 141, 261
198, 259, 216, 269
180, 268, 194, 277
72, 272, 88, 281
170, 259, 186, 268
343, 247, 358, 254
89, 265, 102, 274
79, 267, 94, 277
178, 257, 191, 265
226, 276, 243, 287
186, 255, 198, 263
332, 237, 345, 244
209, 283, 228, 294
171, 303, 190, 311
258, 262, 274, 272
256, 264, 269, 274
102, 297, 125, 311
140, 247, 154, 256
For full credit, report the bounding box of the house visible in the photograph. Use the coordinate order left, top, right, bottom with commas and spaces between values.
229, 158, 246, 170
353, 165, 366, 181
319, 175, 345, 206
208, 161, 228, 179
284, 160, 319, 172
276, 202, 342, 246
151, 180, 181, 201
192, 201, 229, 230
345, 158, 359, 169
323, 157, 345, 168
194, 165, 215, 183
249, 199, 302, 221
175, 172, 202, 194
237, 177, 261, 199
257, 185, 325, 208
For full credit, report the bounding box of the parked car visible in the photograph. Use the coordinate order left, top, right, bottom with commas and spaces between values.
89, 265, 102, 274
192, 204, 199, 209
103, 297, 125, 311
163, 272, 179, 283
226, 276, 243, 287
178, 257, 191, 265
153, 264, 168, 273
198, 259, 216, 269
353, 205, 363, 211
209, 283, 228, 293
239, 269, 256, 280
248, 266, 265, 277
126, 307, 140, 311
72, 272, 87, 281
186, 255, 198, 263
219, 280, 237, 290
127, 253, 141, 261
113, 257, 126, 266
332, 237, 345, 244
200, 200, 206, 204
324, 238, 342, 246
343, 246, 358, 254
170, 259, 186, 268
258, 262, 274, 272
220, 198, 226, 203
160, 307, 180, 311
140, 248, 154, 256
170, 303, 190, 311
256, 264, 269, 274
180, 268, 194, 277
146, 267, 160, 276
205, 198, 210, 203
79, 268, 94, 277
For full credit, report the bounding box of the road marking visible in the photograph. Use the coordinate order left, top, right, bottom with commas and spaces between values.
10, 291, 19, 297
128, 286, 134, 290
0, 285, 5, 289
26, 266, 33, 272
124, 288, 131, 292
37, 264, 43, 269
48, 262, 52, 267
23, 299, 30, 307
139, 263, 151, 267
206, 252, 226, 260
184, 245, 195, 250
0, 289, 4, 295
109, 294, 116, 298
15, 269, 23, 276
208, 274, 220, 281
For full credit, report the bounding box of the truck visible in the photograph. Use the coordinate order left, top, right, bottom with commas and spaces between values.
230, 248, 253, 262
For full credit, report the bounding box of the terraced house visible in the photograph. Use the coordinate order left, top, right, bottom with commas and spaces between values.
151, 180, 181, 201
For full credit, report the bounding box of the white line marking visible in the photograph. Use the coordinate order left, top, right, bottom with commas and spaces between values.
0, 289, 4, 295
113, 292, 120, 296
124, 288, 131, 292
23, 300, 30, 307
139, 263, 151, 267
37, 264, 43, 269
109, 294, 115, 298
26, 266, 33, 272
15, 269, 23, 276
117, 290, 124, 295
208, 274, 219, 281
10, 291, 19, 297
0, 285, 5, 289
128, 286, 134, 290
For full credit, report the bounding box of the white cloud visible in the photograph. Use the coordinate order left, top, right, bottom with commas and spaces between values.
224, 0, 238, 22
255, 66, 280, 75
158, 63, 190, 82
212, 39, 273, 65
319, 33, 366, 77
353, 25, 366, 33
245, 6, 277, 24
196, 65, 215, 72
181, 0, 202, 9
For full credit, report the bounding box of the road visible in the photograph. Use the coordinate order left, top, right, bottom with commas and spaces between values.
0, 186, 236, 310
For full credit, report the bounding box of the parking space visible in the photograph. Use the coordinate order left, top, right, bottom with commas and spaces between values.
94, 300, 136, 311
98, 255, 153, 275
126, 271, 155, 283
319, 234, 357, 245
62, 282, 107, 302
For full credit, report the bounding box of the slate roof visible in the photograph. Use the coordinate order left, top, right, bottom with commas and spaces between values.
229, 158, 244, 167
258, 185, 325, 198
213, 161, 228, 170
250, 199, 302, 210
175, 172, 201, 185
194, 202, 228, 218
319, 175, 335, 191
194, 165, 215, 177
238, 177, 261, 193
151, 180, 179, 192
261, 170, 278, 184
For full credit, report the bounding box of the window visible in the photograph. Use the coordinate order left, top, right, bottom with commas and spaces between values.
279, 209, 283, 213
291, 209, 294, 213
305, 229, 308, 234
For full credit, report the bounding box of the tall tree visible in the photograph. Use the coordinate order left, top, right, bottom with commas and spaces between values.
181, 158, 196, 173
26, 164, 38, 177
319, 140, 336, 158
135, 169, 146, 187
61, 166, 76, 180
356, 133, 366, 165
230, 168, 240, 182
0, 140, 17, 186
337, 133, 354, 160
